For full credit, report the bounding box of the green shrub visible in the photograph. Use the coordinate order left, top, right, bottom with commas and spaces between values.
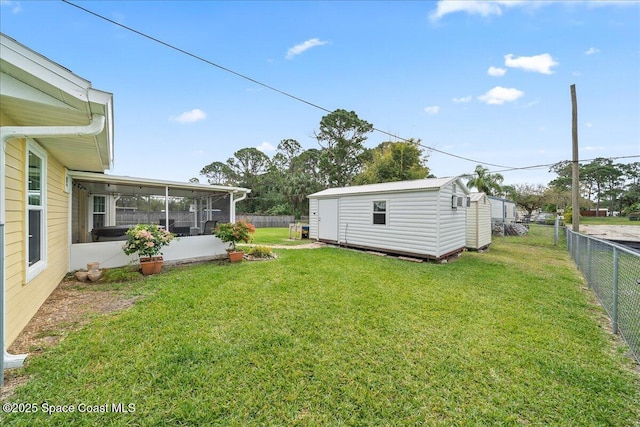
563, 206, 574, 224
248, 245, 274, 259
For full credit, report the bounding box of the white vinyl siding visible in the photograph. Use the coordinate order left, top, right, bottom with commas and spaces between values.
489, 196, 517, 224
308, 198, 318, 239
338, 191, 440, 256
309, 177, 469, 260
372, 200, 387, 225
466, 193, 492, 250
436, 183, 467, 257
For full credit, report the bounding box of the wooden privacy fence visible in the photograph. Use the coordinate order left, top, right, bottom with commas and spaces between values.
116, 213, 308, 228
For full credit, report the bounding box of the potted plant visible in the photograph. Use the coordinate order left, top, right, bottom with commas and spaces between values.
213, 220, 255, 262
122, 223, 175, 275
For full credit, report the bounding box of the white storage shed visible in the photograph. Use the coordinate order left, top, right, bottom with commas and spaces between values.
466, 193, 492, 250
308, 177, 470, 260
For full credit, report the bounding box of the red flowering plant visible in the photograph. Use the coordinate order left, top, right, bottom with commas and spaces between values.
213, 220, 255, 252
122, 223, 175, 260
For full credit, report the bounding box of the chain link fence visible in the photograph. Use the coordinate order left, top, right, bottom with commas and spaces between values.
566, 229, 640, 364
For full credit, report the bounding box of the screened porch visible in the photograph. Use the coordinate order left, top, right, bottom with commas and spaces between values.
67, 171, 250, 270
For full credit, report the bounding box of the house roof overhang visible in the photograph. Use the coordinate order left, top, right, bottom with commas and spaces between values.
68, 170, 251, 199
0, 33, 114, 172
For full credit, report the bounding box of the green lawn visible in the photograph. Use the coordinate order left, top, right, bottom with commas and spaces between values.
244, 227, 311, 246
575, 216, 637, 226
2, 228, 639, 426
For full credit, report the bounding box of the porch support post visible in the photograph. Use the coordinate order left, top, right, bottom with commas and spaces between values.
194, 198, 198, 229
165, 186, 169, 232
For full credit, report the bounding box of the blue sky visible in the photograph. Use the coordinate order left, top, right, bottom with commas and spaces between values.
1, 0, 639, 186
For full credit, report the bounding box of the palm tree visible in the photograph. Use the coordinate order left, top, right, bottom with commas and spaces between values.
464, 165, 504, 196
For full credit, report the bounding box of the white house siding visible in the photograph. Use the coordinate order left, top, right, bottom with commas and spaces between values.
466, 193, 492, 250
308, 198, 318, 240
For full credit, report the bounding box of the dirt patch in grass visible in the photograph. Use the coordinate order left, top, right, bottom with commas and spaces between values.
2, 279, 139, 400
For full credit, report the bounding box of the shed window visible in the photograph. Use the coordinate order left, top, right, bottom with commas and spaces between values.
373, 201, 386, 225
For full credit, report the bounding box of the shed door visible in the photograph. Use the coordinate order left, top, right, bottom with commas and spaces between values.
318, 198, 338, 242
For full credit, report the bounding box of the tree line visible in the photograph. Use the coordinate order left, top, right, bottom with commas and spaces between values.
198, 109, 431, 217
195, 109, 639, 218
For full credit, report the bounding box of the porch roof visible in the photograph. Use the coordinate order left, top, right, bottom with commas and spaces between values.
68, 170, 250, 199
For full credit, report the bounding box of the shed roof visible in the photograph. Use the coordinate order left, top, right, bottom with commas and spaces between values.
308, 177, 468, 198
469, 192, 487, 202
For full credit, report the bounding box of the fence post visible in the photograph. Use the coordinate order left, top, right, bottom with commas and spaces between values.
612, 247, 619, 335
554, 215, 559, 245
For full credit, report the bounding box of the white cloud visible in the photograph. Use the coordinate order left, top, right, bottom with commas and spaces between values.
430, 1, 631, 22
0, 0, 22, 14
257, 141, 276, 153
430, 1, 503, 21
585, 47, 600, 55
572, 71, 582, 77
286, 38, 328, 59
169, 108, 206, 124
585, 122, 593, 128
504, 53, 558, 74
424, 106, 440, 115
430, 0, 525, 21
478, 86, 524, 105
452, 96, 472, 103
488, 66, 507, 77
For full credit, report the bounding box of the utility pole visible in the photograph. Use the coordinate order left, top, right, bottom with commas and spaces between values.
571, 84, 580, 232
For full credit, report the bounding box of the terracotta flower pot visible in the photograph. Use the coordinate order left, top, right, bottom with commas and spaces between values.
140, 257, 163, 275
227, 250, 244, 263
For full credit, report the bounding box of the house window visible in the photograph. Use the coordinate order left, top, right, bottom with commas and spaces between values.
373, 201, 386, 225
27, 141, 47, 280
92, 195, 107, 229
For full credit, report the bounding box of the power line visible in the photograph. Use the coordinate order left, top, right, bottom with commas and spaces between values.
61, 0, 514, 170
488, 155, 640, 174
61, 0, 332, 114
